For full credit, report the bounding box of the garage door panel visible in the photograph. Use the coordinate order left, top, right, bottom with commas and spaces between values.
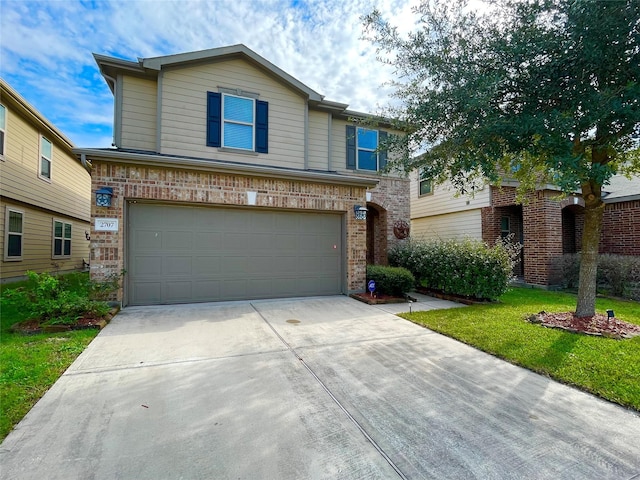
193, 280, 220, 300
194, 256, 222, 273
165, 281, 192, 302
135, 230, 162, 249
222, 233, 250, 251
132, 282, 162, 304
165, 231, 192, 249
193, 232, 223, 249
165, 256, 193, 275
248, 256, 275, 273
134, 256, 163, 275
128, 204, 343, 305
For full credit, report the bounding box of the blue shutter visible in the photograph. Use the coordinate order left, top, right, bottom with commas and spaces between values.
255, 100, 268, 153
346, 125, 356, 169
379, 131, 388, 170
206, 92, 221, 147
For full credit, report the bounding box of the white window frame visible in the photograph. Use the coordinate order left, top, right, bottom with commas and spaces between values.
39, 135, 52, 181
419, 172, 433, 196
52, 219, 72, 259
221, 93, 255, 151
0, 103, 6, 161
356, 127, 379, 171
4, 207, 24, 261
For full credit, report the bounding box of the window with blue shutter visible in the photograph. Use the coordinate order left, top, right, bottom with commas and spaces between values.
346, 126, 387, 171
207, 92, 268, 153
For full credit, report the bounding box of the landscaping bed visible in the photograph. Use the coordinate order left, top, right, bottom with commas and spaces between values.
10, 306, 120, 335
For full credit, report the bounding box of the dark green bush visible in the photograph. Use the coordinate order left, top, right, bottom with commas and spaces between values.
389, 237, 521, 301
559, 253, 640, 300
366, 265, 415, 296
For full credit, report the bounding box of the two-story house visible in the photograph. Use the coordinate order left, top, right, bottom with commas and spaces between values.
0, 79, 91, 282
411, 170, 640, 286
75, 45, 409, 306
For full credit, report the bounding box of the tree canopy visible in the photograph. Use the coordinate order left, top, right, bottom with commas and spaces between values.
364, 0, 640, 315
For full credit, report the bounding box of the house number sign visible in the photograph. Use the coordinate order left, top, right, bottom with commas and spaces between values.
95, 218, 119, 232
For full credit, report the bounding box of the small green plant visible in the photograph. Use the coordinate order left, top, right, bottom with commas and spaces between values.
3, 271, 114, 326
366, 265, 415, 296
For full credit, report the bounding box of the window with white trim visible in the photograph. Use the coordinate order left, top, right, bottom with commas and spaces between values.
40, 136, 52, 180
5, 208, 23, 261
53, 220, 72, 258
206, 91, 269, 153
501, 216, 511, 239
222, 94, 255, 151
419, 172, 433, 196
0, 103, 6, 159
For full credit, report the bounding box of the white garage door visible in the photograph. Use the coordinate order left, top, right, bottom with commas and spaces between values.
127, 203, 344, 305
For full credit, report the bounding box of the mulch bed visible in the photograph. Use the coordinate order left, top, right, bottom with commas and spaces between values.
350, 292, 409, 305
527, 311, 640, 339
10, 307, 120, 335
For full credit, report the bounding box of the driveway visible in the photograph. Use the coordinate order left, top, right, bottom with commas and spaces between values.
1, 296, 639, 479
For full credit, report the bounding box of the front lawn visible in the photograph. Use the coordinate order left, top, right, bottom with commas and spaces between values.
401, 287, 640, 411
0, 274, 100, 442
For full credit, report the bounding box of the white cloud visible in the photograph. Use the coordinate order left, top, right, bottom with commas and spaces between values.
0, 0, 421, 147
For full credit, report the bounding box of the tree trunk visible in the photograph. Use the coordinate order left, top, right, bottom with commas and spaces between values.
575, 186, 605, 317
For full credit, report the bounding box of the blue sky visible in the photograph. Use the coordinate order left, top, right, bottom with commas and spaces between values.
0, 0, 420, 147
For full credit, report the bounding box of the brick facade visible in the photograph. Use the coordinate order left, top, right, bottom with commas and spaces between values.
367, 176, 411, 265
601, 200, 640, 256
90, 161, 369, 302
482, 186, 639, 286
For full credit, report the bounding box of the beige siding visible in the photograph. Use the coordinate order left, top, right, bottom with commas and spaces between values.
158, 60, 306, 169
308, 110, 330, 170
411, 209, 483, 241
0, 104, 90, 222
120, 76, 158, 151
0, 200, 90, 282
410, 171, 491, 219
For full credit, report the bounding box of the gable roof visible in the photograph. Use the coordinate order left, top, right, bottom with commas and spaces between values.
602, 174, 640, 203
94, 44, 329, 104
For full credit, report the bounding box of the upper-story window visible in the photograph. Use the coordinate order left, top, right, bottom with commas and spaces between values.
40, 135, 52, 180
419, 176, 433, 196
0, 103, 6, 159
346, 125, 387, 171
206, 92, 268, 153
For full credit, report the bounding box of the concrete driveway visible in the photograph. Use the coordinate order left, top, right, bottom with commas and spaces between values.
1, 296, 639, 479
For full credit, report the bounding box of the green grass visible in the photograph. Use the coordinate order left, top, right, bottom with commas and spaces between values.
0, 274, 99, 441
402, 287, 640, 410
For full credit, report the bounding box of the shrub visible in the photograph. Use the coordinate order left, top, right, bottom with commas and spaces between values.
3, 271, 116, 325
389, 237, 521, 301
366, 265, 415, 296
559, 253, 640, 300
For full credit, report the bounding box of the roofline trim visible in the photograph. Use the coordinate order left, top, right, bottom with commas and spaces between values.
73, 148, 379, 187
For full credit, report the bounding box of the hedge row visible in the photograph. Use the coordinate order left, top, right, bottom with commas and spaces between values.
366, 265, 415, 296
388, 237, 521, 301
559, 253, 640, 301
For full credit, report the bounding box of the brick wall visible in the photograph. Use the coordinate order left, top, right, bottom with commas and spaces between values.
90, 161, 368, 302
368, 176, 410, 264
601, 199, 640, 255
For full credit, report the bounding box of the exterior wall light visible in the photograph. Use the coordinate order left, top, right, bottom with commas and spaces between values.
95, 187, 113, 207
354, 205, 367, 221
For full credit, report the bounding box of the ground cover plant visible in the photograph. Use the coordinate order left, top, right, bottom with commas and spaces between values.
401, 287, 640, 410
0, 272, 119, 441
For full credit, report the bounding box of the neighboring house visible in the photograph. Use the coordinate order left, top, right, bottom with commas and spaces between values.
0, 79, 91, 283
410, 170, 640, 286
75, 45, 409, 306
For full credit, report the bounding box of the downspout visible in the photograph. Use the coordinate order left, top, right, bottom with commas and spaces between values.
80, 153, 91, 173
102, 73, 120, 148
